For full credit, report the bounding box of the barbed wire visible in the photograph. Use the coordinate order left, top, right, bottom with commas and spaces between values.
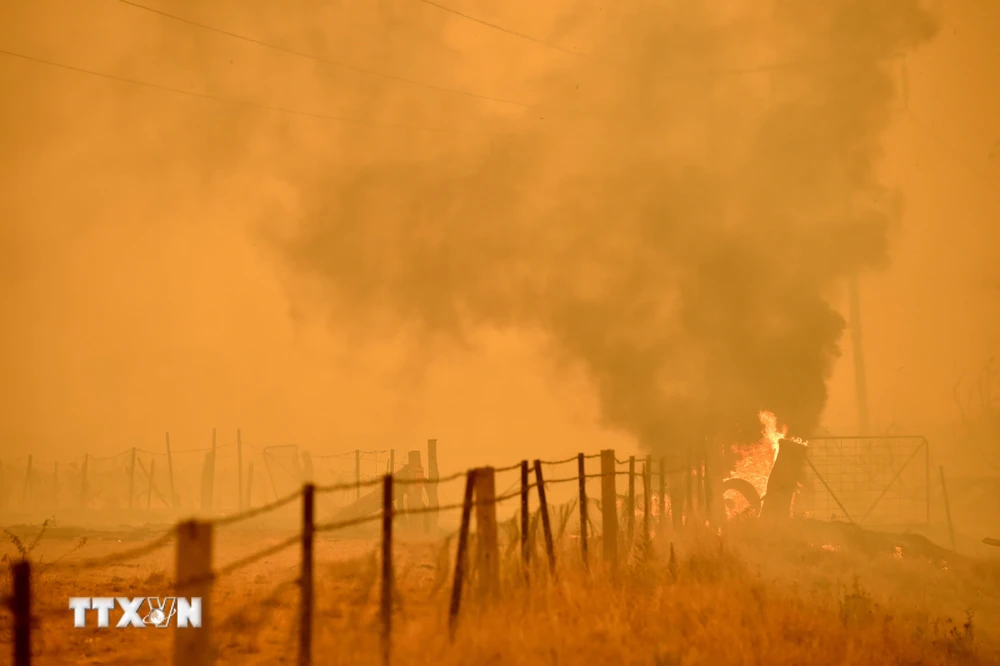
538, 455, 580, 467
395, 469, 466, 486
314, 476, 383, 494
493, 461, 527, 473
314, 513, 384, 534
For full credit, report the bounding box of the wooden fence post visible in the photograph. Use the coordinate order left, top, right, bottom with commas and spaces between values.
627, 456, 636, 545
474, 467, 500, 597
237, 429, 243, 512
300, 485, 314, 666
355, 449, 361, 501
532, 460, 556, 576
13, 559, 30, 666
21, 455, 32, 509
174, 520, 213, 666
166, 433, 177, 508
80, 454, 89, 507
381, 475, 393, 666
520, 460, 530, 580
577, 453, 588, 570
426, 439, 440, 530
389, 449, 395, 474
448, 470, 477, 639
939, 466, 956, 551
128, 448, 137, 510
600, 450, 618, 571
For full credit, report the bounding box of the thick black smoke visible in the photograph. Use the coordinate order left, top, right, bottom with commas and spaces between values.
277, 1, 938, 454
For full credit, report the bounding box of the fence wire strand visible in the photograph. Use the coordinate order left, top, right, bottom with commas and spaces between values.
538, 455, 580, 466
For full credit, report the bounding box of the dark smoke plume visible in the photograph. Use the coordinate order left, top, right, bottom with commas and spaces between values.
275, 1, 938, 455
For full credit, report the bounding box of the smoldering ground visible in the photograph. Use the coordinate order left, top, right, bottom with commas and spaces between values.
275, 0, 938, 455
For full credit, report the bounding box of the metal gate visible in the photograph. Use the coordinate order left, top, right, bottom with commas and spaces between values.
797, 436, 930, 527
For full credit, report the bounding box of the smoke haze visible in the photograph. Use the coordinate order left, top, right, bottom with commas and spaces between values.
1, 0, 997, 474
279, 1, 937, 453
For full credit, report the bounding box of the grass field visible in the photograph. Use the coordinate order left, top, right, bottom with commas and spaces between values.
2, 515, 999, 665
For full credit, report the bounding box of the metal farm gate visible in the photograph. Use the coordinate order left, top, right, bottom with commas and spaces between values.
797, 436, 930, 528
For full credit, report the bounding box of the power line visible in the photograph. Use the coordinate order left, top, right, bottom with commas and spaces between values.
0, 47, 500, 135
115, 0, 533, 108
413, 0, 585, 58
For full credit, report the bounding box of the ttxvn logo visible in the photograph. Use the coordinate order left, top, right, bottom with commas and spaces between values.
68, 597, 202, 628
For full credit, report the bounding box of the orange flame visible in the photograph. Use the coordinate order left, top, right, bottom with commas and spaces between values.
724, 410, 809, 518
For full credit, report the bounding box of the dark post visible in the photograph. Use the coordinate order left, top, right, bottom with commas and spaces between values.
474, 467, 500, 595
237, 428, 243, 512
520, 460, 530, 579
532, 460, 556, 575
381, 475, 393, 666
627, 456, 636, 545
600, 450, 618, 571
448, 470, 477, 639
300, 484, 315, 666
166, 433, 177, 508
577, 453, 588, 569
389, 449, 395, 474
13, 560, 30, 666
355, 449, 361, 501
128, 447, 137, 510
173, 521, 213, 666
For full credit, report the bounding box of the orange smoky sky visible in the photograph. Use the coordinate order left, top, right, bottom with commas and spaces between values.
0, 0, 996, 473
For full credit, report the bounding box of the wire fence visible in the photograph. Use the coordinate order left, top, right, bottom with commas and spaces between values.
0, 433, 442, 519
2, 448, 710, 666
1, 435, 933, 664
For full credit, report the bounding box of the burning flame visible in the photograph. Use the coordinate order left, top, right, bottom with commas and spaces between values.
759, 409, 810, 456
725, 410, 810, 519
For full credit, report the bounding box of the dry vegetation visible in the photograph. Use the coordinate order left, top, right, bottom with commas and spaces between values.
2, 514, 999, 665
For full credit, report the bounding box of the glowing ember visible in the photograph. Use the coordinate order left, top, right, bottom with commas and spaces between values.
822, 543, 839, 552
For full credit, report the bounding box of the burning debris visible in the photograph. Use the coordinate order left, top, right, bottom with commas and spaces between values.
722, 410, 809, 522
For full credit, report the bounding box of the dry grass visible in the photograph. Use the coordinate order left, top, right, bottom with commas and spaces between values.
0, 517, 998, 665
